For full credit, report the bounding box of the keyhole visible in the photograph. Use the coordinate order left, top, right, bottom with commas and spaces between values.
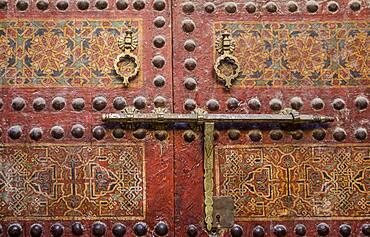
216, 214, 221, 224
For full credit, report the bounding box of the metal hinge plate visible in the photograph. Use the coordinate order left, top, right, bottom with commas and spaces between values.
212, 196, 234, 228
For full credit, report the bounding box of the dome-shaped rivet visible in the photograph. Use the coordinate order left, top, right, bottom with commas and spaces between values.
7, 224, 22, 237
133, 129, 146, 139
12, 97, 26, 111
152, 55, 166, 68
56, 0, 69, 10
30, 223, 43, 237
0, 128, 2, 137
333, 127, 346, 141
50, 223, 64, 237
290, 97, 303, 110
269, 98, 282, 111
248, 98, 261, 110
184, 58, 197, 71
116, 0, 127, 10
332, 98, 345, 110
153, 0, 165, 11
317, 223, 330, 236
225, 2, 237, 13
113, 97, 126, 110
0, 98, 3, 110
355, 127, 367, 141
245, 2, 256, 13
154, 75, 166, 87
184, 39, 196, 52
227, 97, 239, 110
349, 0, 361, 11
327, 1, 339, 12
72, 98, 85, 111
71, 124, 85, 138
30, 127, 43, 141
52, 97, 66, 111
112, 223, 126, 237
95, 0, 107, 9
312, 128, 326, 141
154, 222, 168, 236
0, 0, 8, 9
291, 130, 303, 140
294, 224, 306, 236
355, 95, 368, 110
183, 130, 196, 142
252, 225, 265, 237
287, 1, 298, 12
182, 1, 195, 13
311, 97, 324, 110
265, 2, 277, 12
273, 225, 287, 237
36, 0, 48, 10
213, 130, 220, 140
182, 19, 195, 33
230, 224, 243, 237
184, 99, 197, 111
133, 96, 147, 110
8, 125, 22, 140
153, 35, 166, 48
0, 224, 3, 235
93, 126, 105, 140
76, 0, 89, 10
133, 222, 148, 236
133, 0, 145, 10
16, 0, 28, 10
154, 16, 166, 28
93, 96, 107, 111
228, 129, 241, 140
112, 128, 124, 139
184, 77, 197, 90
33, 97, 46, 111
92, 222, 106, 237
187, 225, 198, 237
306, 1, 318, 13
204, 2, 215, 13
207, 99, 219, 111
339, 224, 351, 237
249, 129, 262, 142
362, 223, 370, 236
270, 129, 283, 140
51, 126, 64, 139
155, 130, 168, 141
72, 222, 84, 236
154, 96, 167, 108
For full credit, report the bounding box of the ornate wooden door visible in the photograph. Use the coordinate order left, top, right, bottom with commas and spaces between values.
0, 0, 369, 236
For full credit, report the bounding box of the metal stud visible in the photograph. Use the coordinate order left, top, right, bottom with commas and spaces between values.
50, 223, 64, 237
153, 0, 165, 11
133, 222, 148, 236
52, 97, 66, 111
133, 96, 147, 109
245, 2, 256, 13
15, 0, 28, 10
0, 98, 3, 110
154, 16, 166, 28
184, 77, 197, 90
0, 224, 3, 236
30, 127, 43, 141
76, 0, 89, 10
113, 97, 126, 110
56, 0, 68, 10
269, 98, 282, 111
362, 223, 370, 236
287, 1, 298, 12
116, 0, 127, 10
333, 127, 346, 141
339, 224, 351, 237
290, 97, 303, 110
225, 2, 237, 13
133, 0, 145, 10
355, 95, 368, 110
154, 96, 167, 108
152, 55, 166, 68
153, 75, 166, 87
332, 98, 345, 110
112, 128, 124, 139
186, 225, 198, 237
270, 129, 283, 140
230, 224, 243, 237
182, 1, 195, 13
227, 97, 239, 110
155, 130, 168, 141
0, 128, 2, 137
93, 126, 105, 140
248, 129, 262, 142
248, 98, 261, 110
349, 0, 361, 11
184, 39, 196, 52
71, 222, 84, 236
183, 130, 196, 142
312, 128, 326, 141
112, 223, 126, 237
228, 129, 241, 140
184, 99, 197, 111
8, 125, 22, 140
30, 223, 43, 237
184, 58, 197, 70
252, 225, 265, 237
95, 0, 108, 9
12, 97, 26, 111
355, 127, 367, 141
311, 97, 324, 110
153, 35, 166, 48
51, 126, 64, 139
71, 124, 85, 138
273, 225, 287, 237
317, 223, 330, 236
72, 98, 85, 111
306, 0, 318, 13
291, 130, 303, 140
133, 129, 146, 139
33, 97, 46, 111
0, 0, 7, 9
182, 19, 195, 33
36, 0, 49, 10
92, 222, 106, 237
327, 1, 339, 12
265, 2, 277, 12
204, 2, 215, 13
7, 224, 22, 237
154, 222, 168, 236
207, 99, 219, 111
93, 96, 107, 111
294, 224, 306, 236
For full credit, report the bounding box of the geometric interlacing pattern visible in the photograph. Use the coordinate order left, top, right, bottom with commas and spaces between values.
0, 144, 145, 221
215, 144, 370, 221
0, 19, 142, 88
214, 21, 369, 88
